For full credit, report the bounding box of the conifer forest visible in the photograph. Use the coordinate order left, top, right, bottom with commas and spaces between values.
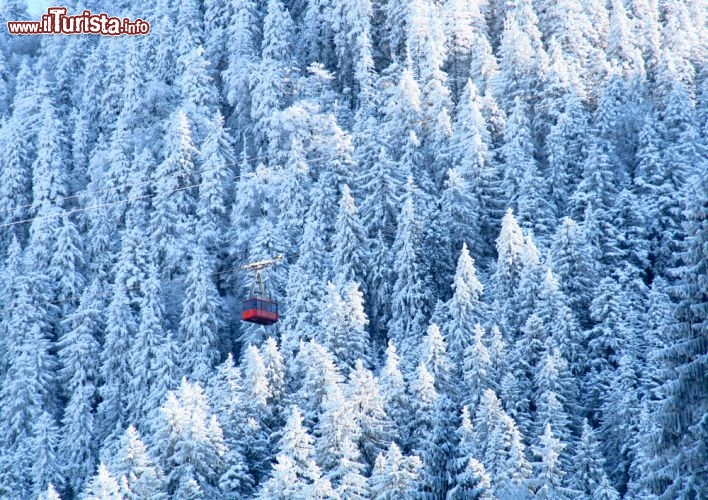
0, 0, 705, 498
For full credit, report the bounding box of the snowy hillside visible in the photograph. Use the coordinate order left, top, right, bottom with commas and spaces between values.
0, 0, 705, 498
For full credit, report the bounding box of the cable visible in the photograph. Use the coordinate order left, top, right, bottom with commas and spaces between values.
0, 85, 575, 221
0, 247, 303, 317
0, 113, 453, 223
0, 153, 340, 230
0, 149, 331, 220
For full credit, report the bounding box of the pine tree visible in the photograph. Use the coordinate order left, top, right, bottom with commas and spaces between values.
50, 214, 85, 314
0, 110, 33, 229
379, 341, 409, 444
648, 167, 707, 497
474, 389, 531, 498
292, 340, 345, 425
346, 360, 392, 466
0, 270, 58, 452
531, 424, 573, 499
178, 244, 224, 383
326, 0, 375, 100
84, 464, 122, 500
462, 323, 494, 408
442, 0, 496, 100
316, 382, 363, 485
127, 266, 176, 425
222, 0, 258, 147
359, 145, 401, 242
491, 208, 527, 338
321, 281, 371, 373
534, 345, 578, 444
261, 406, 331, 497
444, 243, 485, 374
30, 412, 62, 499
535, 0, 609, 92
109, 425, 167, 500
177, 45, 218, 141
208, 356, 257, 496
418, 394, 459, 499
332, 184, 368, 289
438, 169, 479, 288
497, 7, 547, 112
421, 323, 452, 394
250, 0, 295, 155
150, 110, 198, 278
550, 217, 598, 328
57, 283, 102, 497
38, 483, 62, 500
380, 65, 423, 164
569, 421, 617, 500
388, 180, 430, 367
500, 97, 535, 207
96, 282, 136, 446
584, 276, 624, 425
368, 442, 422, 499
447, 457, 492, 500
599, 353, 642, 494
31, 93, 68, 212
409, 362, 438, 454
449, 80, 500, 260
260, 337, 287, 413
197, 110, 235, 258
448, 406, 488, 499
153, 379, 226, 498
241, 344, 272, 419
276, 137, 312, 257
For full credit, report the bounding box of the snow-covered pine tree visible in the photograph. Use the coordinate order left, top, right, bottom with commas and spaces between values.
444, 243, 485, 378
150, 110, 198, 279
291, 340, 345, 426
96, 282, 135, 448
550, 217, 598, 329
222, 0, 258, 150
30, 412, 62, 499
0, 268, 58, 458
421, 323, 452, 394
321, 281, 372, 373
647, 167, 707, 498
346, 359, 392, 466
474, 389, 532, 498
250, 0, 295, 156
127, 265, 177, 425
531, 423, 574, 499
379, 340, 409, 444
152, 378, 226, 498
491, 208, 527, 339
368, 442, 422, 499
332, 184, 368, 289
449, 80, 500, 262
260, 406, 333, 497
109, 425, 167, 499
57, 281, 102, 497
196, 110, 235, 261
315, 382, 363, 485
569, 421, 618, 500
178, 243, 225, 383
388, 178, 430, 368
84, 464, 122, 500
462, 323, 494, 408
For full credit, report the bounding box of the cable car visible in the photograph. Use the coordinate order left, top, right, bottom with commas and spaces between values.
241, 297, 279, 325
241, 256, 283, 325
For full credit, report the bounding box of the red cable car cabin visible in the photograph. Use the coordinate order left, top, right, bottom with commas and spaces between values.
241, 297, 279, 325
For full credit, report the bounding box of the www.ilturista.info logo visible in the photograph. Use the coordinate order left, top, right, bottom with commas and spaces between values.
7, 7, 150, 35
